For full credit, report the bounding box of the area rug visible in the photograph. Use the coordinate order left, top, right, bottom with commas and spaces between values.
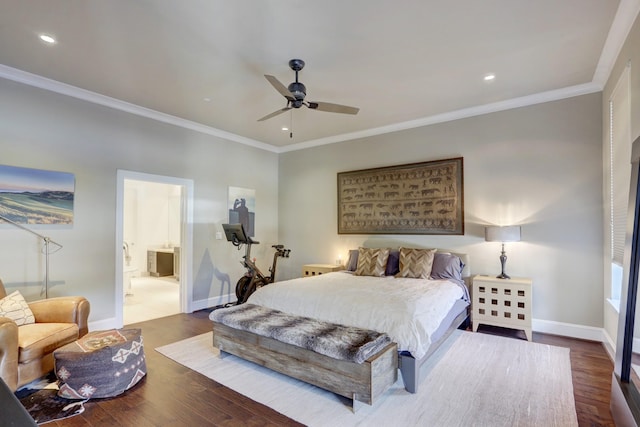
15, 373, 86, 425
156, 330, 577, 426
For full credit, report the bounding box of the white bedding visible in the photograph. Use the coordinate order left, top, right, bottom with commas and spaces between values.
247, 272, 465, 359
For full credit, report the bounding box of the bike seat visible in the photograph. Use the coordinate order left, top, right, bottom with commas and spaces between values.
248, 237, 259, 245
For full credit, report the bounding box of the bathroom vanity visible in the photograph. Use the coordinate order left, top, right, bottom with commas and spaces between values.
147, 248, 175, 277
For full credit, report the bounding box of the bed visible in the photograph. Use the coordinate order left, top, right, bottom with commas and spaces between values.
210, 247, 470, 400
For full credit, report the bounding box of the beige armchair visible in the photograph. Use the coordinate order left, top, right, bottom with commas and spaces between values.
0, 278, 90, 391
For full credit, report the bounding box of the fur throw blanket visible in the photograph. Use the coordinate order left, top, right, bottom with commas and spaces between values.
210, 303, 392, 364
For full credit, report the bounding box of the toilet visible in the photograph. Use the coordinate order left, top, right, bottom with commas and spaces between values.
124, 265, 139, 296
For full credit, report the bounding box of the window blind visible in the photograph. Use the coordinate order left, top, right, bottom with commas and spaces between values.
611, 66, 631, 266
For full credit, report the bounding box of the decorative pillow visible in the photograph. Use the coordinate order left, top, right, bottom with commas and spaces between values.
396, 247, 437, 279
431, 252, 465, 283
0, 290, 35, 326
354, 248, 390, 277
346, 249, 359, 271
385, 249, 400, 276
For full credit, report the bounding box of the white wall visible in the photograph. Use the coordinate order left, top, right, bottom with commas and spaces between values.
278, 93, 603, 329
0, 78, 279, 323
0, 63, 606, 334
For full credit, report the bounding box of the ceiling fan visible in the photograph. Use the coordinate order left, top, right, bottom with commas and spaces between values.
258, 59, 360, 122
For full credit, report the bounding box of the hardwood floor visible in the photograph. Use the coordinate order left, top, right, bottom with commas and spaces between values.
536, 333, 616, 427
46, 313, 615, 426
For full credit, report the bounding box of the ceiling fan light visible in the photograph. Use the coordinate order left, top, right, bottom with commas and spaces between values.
287, 82, 306, 99
260, 59, 359, 123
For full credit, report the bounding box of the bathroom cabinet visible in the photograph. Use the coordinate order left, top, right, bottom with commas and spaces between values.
147, 249, 174, 277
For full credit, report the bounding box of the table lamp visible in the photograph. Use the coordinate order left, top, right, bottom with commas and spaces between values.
485, 225, 521, 279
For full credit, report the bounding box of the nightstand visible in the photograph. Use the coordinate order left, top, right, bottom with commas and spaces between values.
302, 264, 344, 277
472, 275, 532, 341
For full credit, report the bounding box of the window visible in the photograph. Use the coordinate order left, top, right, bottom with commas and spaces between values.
610, 66, 631, 305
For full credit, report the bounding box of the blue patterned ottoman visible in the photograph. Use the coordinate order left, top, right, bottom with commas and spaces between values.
53, 328, 146, 399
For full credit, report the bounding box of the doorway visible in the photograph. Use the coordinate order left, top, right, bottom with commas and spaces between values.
115, 170, 194, 327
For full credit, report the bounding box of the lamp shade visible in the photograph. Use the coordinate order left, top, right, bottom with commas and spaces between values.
485, 226, 521, 243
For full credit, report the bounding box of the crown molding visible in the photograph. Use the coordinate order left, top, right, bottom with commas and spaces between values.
592, 0, 640, 86
277, 82, 602, 153
0, 65, 278, 153
0, 64, 605, 155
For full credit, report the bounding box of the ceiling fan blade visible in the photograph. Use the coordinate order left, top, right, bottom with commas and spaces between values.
257, 107, 291, 122
306, 101, 359, 115
264, 75, 296, 101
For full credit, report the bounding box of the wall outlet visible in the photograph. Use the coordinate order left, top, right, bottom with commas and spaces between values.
215, 231, 223, 240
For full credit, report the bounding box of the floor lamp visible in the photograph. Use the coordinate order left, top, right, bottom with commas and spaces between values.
0, 214, 62, 298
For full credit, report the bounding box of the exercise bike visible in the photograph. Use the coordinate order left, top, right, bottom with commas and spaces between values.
222, 223, 291, 305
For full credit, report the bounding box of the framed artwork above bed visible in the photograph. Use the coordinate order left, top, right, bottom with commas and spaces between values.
337, 157, 464, 235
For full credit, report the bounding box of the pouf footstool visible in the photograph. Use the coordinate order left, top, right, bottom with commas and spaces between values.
53, 328, 146, 399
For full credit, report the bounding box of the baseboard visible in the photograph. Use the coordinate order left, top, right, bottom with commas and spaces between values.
603, 329, 616, 361
532, 318, 605, 342
89, 317, 118, 331
192, 292, 235, 312
87, 294, 234, 330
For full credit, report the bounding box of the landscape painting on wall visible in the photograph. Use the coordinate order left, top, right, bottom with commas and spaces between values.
337, 157, 464, 235
0, 164, 75, 224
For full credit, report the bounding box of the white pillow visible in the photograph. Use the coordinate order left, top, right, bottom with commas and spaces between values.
0, 291, 35, 326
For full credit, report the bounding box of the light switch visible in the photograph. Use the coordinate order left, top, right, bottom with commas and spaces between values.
215, 231, 223, 240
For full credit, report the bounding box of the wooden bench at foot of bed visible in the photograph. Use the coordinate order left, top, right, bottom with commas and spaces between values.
212, 322, 398, 410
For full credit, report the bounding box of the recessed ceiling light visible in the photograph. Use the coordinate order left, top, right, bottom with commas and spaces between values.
39, 34, 56, 44
484, 74, 496, 81
281, 127, 289, 131
203, 97, 211, 102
